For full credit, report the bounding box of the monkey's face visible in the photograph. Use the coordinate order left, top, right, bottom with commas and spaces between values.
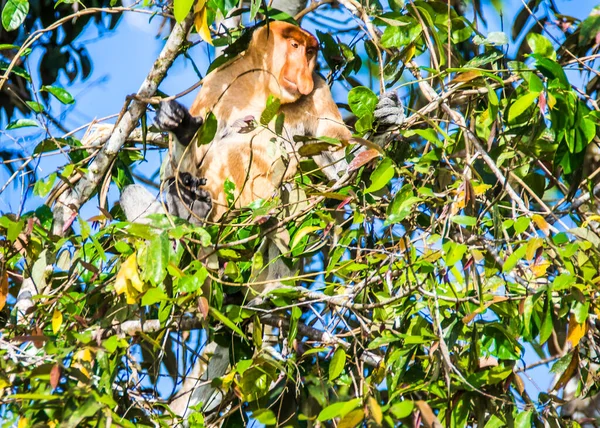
264, 22, 319, 103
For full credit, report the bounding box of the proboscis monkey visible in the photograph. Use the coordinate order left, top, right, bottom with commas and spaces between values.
156, 20, 395, 222
140, 20, 405, 422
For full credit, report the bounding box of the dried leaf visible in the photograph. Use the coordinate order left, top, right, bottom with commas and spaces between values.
50, 364, 61, 389
348, 149, 381, 171
552, 351, 579, 391
532, 214, 549, 235
415, 400, 442, 428
197, 297, 209, 319
0, 271, 8, 311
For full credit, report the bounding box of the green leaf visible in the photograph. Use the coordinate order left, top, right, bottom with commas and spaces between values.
6, 118, 38, 129
380, 22, 422, 48
526, 33, 556, 60
513, 217, 530, 235
0, 61, 30, 80
443, 241, 467, 267
507, 92, 538, 123
210, 307, 248, 340
579, 6, 600, 47
365, 157, 395, 193
329, 347, 346, 381
197, 112, 217, 145
390, 400, 414, 419
26, 101, 44, 113
173, 0, 194, 22
249, 0, 261, 21
451, 215, 477, 226
502, 245, 527, 273
260, 95, 281, 125
550, 352, 573, 374
142, 287, 169, 306
533, 55, 569, 88
473, 31, 508, 46
386, 184, 420, 225
539, 296, 553, 344
403, 128, 443, 147
514, 410, 533, 428
465, 50, 503, 68
33, 173, 56, 197
318, 398, 361, 422
41, 85, 75, 104
484, 414, 506, 428
252, 409, 276, 426
141, 233, 170, 286
2, 0, 29, 32
348, 86, 378, 118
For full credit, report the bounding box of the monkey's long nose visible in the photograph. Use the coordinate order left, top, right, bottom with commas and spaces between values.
297, 73, 314, 95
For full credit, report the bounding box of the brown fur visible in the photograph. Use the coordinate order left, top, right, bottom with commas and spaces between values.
181, 21, 351, 220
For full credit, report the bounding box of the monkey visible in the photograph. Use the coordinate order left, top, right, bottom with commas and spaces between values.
156, 20, 401, 223
123, 20, 405, 423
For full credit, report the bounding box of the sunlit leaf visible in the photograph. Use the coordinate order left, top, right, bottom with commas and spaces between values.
329, 347, 346, 381
1, 0, 28, 32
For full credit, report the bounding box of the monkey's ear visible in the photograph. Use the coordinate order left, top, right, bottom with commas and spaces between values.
120, 185, 166, 224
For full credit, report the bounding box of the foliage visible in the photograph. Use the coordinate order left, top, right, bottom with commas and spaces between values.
2, 0, 600, 427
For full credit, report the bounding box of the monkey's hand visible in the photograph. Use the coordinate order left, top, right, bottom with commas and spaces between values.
155, 100, 204, 146
374, 91, 405, 130
166, 172, 212, 225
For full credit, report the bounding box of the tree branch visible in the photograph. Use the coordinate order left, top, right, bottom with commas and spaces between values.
50, 13, 195, 236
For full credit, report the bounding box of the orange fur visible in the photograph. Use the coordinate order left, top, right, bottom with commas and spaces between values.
179, 21, 352, 220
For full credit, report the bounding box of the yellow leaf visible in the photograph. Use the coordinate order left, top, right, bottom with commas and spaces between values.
473, 183, 491, 195
194, 1, 213, 45
532, 214, 549, 236
221, 370, 235, 388
338, 409, 365, 428
0, 271, 7, 311
74, 348, 94, 378
18, 418, 28, 428
76, 348, 93, 362
368, 396, 383, 424
525, 237, 543, 261
547, 92, 556, 110
52, 309, 63, 334
582, 215, 600, 228
567, 314, 586, 347
115, 253, 144, 304
401, 44, 416, 62
451, 70, 482, 83
531, 259, 550, 278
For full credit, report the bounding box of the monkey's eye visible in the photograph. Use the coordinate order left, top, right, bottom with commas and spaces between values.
290, 40, 299, 49
306, 48, 315, 56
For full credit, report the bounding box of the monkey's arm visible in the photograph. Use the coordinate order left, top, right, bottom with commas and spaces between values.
155, 99, 204, 146
153, 100, 213, 224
